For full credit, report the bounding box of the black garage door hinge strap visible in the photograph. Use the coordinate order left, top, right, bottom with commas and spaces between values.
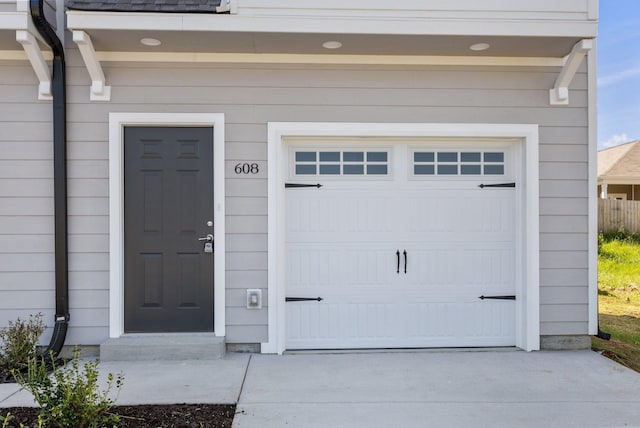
478, 183, 516, 188
479, 295, 516, 300
285, 183, 323, 188
286, 297, 324, 302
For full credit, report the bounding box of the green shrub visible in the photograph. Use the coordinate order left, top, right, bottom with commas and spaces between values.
0, 413, 12, 428
0, 411, 44, 428
13, 348, 124, 428
600, 229, 640, 245
0, 314, 45, 381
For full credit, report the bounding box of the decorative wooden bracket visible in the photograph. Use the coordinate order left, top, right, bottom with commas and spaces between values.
16, 30, 52, 100
549, 39, 593, 106
73, 30, 111, 101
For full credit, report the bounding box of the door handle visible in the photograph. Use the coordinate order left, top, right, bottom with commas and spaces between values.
396, 250, 400, 274
198, 234, 214, 242
403, 250, 407, 274
199, 234, 214, 253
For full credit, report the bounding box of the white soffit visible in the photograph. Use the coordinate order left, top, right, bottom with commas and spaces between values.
66, 31, 569, 103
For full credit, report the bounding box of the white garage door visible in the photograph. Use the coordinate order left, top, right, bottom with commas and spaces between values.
285, 141, 517, 349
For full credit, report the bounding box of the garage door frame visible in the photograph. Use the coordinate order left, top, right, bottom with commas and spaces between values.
264, 122, 540, 354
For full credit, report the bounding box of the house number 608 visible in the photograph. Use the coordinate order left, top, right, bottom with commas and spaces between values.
234, 163, 260, 174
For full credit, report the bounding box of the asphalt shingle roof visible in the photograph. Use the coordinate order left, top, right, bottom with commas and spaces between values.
598, 140, 640, 178
66, 0, 223, 13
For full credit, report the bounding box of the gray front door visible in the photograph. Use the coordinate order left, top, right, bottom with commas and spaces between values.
124, 126, 214, 332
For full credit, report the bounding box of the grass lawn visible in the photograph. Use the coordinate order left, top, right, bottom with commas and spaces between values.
592, 234, 640, 372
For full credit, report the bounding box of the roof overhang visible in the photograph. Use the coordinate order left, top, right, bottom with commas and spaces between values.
64, 9, 598, 103
66, 8, 598, 56
67, 10, 598, 39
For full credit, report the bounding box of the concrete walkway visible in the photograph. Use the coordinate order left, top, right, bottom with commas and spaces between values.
2, 350, 640, 427
0, 353, 250, 407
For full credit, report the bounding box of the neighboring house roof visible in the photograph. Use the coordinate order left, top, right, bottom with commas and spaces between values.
66, 0, 222, 13
598, 140, 640, 178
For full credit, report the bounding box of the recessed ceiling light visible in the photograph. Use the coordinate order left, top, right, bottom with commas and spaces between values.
469, 43, 490, 52
322, 41, 343, 49
140, 38, 162, 47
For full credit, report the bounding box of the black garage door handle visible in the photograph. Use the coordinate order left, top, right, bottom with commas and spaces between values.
403, 250, 407, 274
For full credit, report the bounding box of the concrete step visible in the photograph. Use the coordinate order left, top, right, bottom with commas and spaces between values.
100, 334, 225, 361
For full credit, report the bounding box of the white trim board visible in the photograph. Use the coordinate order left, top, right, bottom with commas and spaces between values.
0, 11, 30, 30
108, 113, 226, 338
264, 122, 540, 354
0, 50, 53, 60
587, 47, 598, 335
597, 178, 640, 186
66, 11, 598, 38
93, 51, 564, 67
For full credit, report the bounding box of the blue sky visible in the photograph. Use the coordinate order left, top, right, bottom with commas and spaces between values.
598, 1, 640, 148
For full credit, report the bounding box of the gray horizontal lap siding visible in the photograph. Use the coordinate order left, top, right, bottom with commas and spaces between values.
0, 2, 16, 12
45, 0, 57, 31
0, 50, 589, 345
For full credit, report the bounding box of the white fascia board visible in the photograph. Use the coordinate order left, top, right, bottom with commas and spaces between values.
67, 11, 183, 31
16, 0, 28, 12
184, 16, 599, 38
67, 11, 598, 38
1, 11, 48, 44
0, 12, 29, 30
587, 0, 599, 20
95, 51, 563, 67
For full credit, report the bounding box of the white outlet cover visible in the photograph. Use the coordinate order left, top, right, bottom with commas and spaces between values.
247, 289, 262, 309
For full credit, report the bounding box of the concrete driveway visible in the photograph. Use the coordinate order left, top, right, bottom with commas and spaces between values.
2, 349, 639, 427
234, 350, 640, 428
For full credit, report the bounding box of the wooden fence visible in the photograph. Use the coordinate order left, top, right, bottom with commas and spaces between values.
598, 198, 640, 234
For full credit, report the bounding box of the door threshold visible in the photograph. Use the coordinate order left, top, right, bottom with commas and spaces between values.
120, 332, 219, 337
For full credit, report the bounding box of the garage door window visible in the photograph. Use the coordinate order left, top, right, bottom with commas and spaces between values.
294, 150, 389, 176
413, 151, 505, 176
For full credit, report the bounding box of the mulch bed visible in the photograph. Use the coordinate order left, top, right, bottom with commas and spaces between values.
1, 404, 236, 427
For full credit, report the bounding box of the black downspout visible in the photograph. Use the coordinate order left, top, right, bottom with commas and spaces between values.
29, 0, 69, 357
597, 327, 611, 341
